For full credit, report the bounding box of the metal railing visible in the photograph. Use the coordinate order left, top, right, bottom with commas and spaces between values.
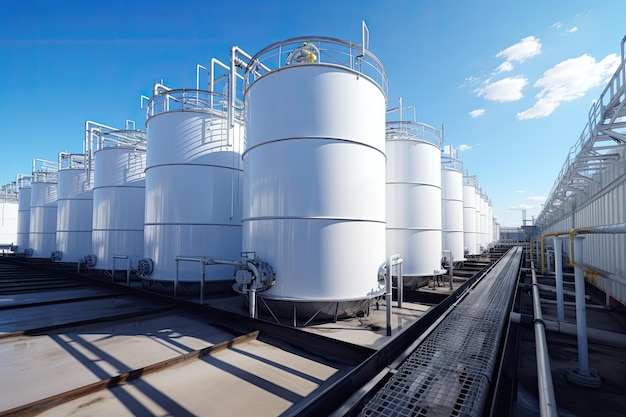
146, 89, 242, 122
537, 34, 626, 226
385, 120, 442, 146
243, 36, 388, 98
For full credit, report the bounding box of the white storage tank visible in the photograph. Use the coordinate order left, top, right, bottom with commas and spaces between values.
463, 175, 479, 256
386, 120, 444, 287
475, 187, 484, 252
16, 176, 32, 253
479, 191, 488, 250
441, 153, 465, 263
29, 160, 58, 258
56, 154, 93, 263
91, 131, 146, 271
0, 181, 19, 249
143, 89, 244, 287
242, 37, 387, 319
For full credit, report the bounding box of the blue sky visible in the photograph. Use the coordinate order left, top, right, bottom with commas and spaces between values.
1, 0, 624, 227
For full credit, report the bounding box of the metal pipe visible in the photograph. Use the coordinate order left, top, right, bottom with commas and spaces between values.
200, 256, 205, 305
511, 312, 626, 349
385, 254, 402, 335
573, 236, 591, 376
540, 230, 568, 274
530, 264, 559, 417
174, 258, 179, 298
196, 64, 207, 90
210, 57, 231, 94
553, 236, 565, 321
153, 82, 170, 96
386, 255, 392, 336
397, 262, 403, 309
247, 261, 260, 319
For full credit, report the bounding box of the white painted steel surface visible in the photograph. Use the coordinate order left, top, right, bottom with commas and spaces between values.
243, 63, 386, 301
386, 124, 442, 276
56, 169, 93, 262
144, 101, 244, 282
441, 165, 465, 262
0, 201, 18, 245
476, 189, 484, 251
16, 187, 31, 251
29, 182, 58, 258
92, 147, 146, 270
463, 179, 478, 256
480, 194, 488, 249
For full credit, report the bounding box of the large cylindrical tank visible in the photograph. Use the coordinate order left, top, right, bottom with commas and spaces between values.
441, 156, 465, 262
242, 38, 387, 317
463, 176, 479, 256
56, 168, 93, 262
144, 89, 243, 284
479, 191, 488, 250
0, 184, 19, 248
386, 121, 443, 281
92, 144, 146, 270
16, 185, 31, 252
29, 175, 58, 258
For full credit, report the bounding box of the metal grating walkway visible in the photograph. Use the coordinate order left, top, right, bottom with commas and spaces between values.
361, 247, 522, 417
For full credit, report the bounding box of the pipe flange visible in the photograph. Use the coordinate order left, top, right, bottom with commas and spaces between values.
136, 258, 154, 278
81, 254, 97, 267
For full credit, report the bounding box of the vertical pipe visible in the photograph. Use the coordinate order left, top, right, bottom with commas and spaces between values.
249, 287, 257, 319
200, 257, 205, 305
573, 235, 591, 376
386, 256, 392, 336
397, 261, 403, 309
553, 236, 565, 322
126, 258, 130, 286
174, 259, 179, 298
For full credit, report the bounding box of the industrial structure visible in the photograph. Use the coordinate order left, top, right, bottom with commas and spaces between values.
3, 24, 625, 417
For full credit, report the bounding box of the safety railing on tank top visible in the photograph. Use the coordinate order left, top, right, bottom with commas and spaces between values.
441, 155, 464, 172
32, 159, 58, 183
385, 120, 442, 146
146, 89, 242, 123
243, 37, 388, 98
92, 130, 147, 152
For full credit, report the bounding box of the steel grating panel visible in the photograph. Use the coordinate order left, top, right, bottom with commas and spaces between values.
361, 247, 522, 417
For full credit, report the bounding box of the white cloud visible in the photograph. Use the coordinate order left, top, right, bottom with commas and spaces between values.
508, 204, 534, 210
458, 144, 472, 152
494, 61, 514, 74
567, 26, 578, 33
515, 189, 527, 193
517, 53, 620, 119
468, 109, 486, 118
475, 75, 528, 102
552, 22, 563, 30
527, 196, 547, 203
496, 36, 542, 63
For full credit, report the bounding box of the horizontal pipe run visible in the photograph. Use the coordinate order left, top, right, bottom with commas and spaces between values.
531, 264, 559, 417
511, 312, 626, 349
